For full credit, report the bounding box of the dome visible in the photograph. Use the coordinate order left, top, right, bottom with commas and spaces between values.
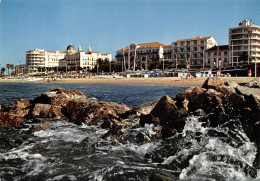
66, 44, 76, 54
67, 44, 75, 51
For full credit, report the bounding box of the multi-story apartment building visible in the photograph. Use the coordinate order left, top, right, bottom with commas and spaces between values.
26, 49, 66, 74
115, 42, 165, 70
59, 45, 112, 70
229, 19, 260, 66
205, 45, 229, 68
166, 36, 217, 69
26, 44, 111, 74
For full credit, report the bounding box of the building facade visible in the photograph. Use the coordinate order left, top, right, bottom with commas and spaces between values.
229, 19, 260, 66
205, 45, 229, 68
26, 45, 111, 74
166, 36, 217, 69
15, 64, 27, 75
26, 49, 66, 74
59, 45, 112, 71
115, 42, 165, 71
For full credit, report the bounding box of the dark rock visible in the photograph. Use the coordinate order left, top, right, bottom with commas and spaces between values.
207, 113, 230, 127
3, 98, 31, 117
135, 132, 151, 143
194, 109, 206, 117
134, 100, 158, 115
150, 96, 178, 125
32, 88, 87, 107
149, 171, 175, 181
202, 77, 225, 89
0, 127, 31, 152
0, 112, 24, 127
29, 122, 51, 134
140, 114, 154, 127
31, 104, 64, 119
66, 98, 131, 125
216, 86, 236, 96
31, 104, 51, 118
74, 137, 97, 151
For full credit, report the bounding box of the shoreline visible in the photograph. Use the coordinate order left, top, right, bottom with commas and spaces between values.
0, 77, 257, 86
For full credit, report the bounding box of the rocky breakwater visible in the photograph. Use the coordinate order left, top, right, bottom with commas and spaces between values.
140, 77, 260, 172
1, 79, 260, 179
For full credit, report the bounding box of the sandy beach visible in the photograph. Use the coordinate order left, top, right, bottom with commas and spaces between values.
0, 77, 257, 86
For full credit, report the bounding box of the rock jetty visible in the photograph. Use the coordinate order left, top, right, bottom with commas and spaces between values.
0, 78, 260, 173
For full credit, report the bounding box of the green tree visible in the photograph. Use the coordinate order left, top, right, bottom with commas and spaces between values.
6, 64, 10, 75
1, 67, 5, 76
9, 64, 14, 75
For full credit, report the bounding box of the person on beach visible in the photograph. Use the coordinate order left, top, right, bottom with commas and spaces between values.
248, 69, 252, 77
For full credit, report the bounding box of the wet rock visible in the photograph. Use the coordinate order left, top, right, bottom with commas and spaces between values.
149, 171, 175, 181
135, 132, 151, 143
102, 124, 123, 140
3, 98, 31, 117
176, 87, 207, 103
29, 122, 51, 134
245, 78, 260, 88
194, 109, 206, 117
0, 127, 31, 152
116, 118, 140, 129
31, 104, 63, 119
150, 96, 178, 125
140, 114, 154, 127
0, 112, 24, 127
216, 86, 236, 96
202, 77, 225, 89
66, 98, 131, 125
134, 100, 158, 115
32, 88, 87, 107
74, 137, 97, 151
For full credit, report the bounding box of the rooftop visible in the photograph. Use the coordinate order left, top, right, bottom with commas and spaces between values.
175, 36, 212, 43
117, 42, 166, 52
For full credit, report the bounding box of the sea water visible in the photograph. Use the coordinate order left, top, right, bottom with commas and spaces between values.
0, 82, 259, 180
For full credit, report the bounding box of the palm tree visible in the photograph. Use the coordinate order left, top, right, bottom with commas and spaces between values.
9, 64, 14, 75
6, 64, 10, 75
239, 51, 248, 64
1, 67, 5, 76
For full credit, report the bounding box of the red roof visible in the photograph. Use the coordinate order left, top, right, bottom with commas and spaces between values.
175, 36, 212, 42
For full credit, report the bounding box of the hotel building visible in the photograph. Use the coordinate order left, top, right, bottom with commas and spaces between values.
115, 42, 165, 70
59, 45, 112, 70
26, 49, 66, 74
26, 45, 111, 74
167, 36, 217, 69
229, 19, 260, 66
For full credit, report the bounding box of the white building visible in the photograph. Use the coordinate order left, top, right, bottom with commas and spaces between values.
115, 42, 166, 71
205, 45, 229, 68
229, 19, 260, 66
59, 44, 112, 71
167, 36, 217, 69
26, 49, 66, 74
25, 45, 111, 74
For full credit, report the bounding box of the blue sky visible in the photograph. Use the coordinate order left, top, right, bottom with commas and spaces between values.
0, 0, 259, 67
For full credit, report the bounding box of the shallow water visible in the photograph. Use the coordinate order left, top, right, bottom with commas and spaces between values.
0, 82, 259, 180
